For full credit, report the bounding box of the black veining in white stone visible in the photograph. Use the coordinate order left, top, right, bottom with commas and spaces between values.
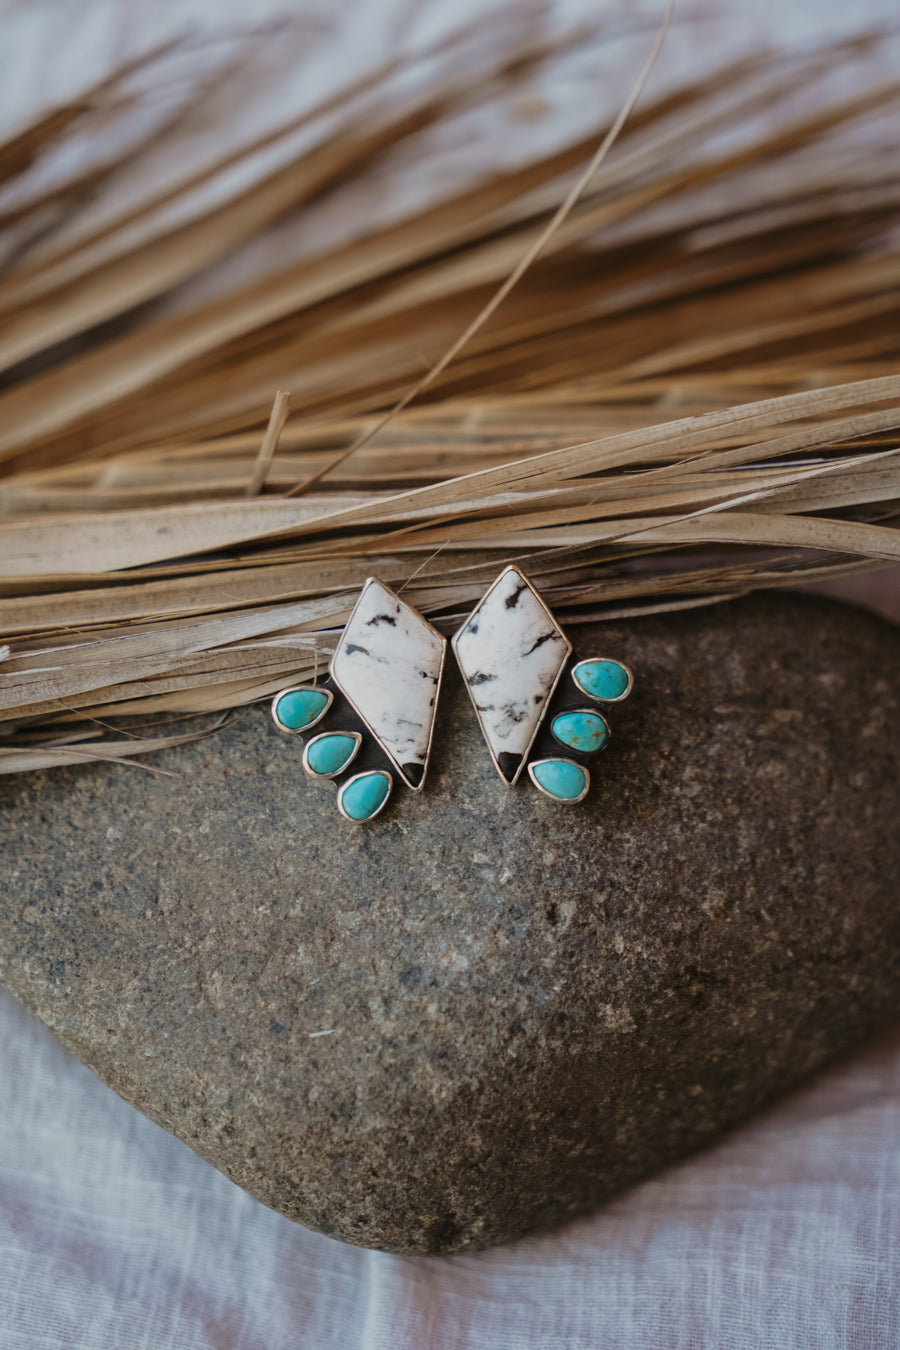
452, 566, 572, 784
331, 578, 446, 791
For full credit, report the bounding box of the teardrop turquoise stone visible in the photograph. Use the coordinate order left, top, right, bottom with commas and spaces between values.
551, 710, 609, 754
572, 659, 631, 702
340, 771, 392, 821
274, 687, 330, 730
531, 759, 588, 802
306, 733, 358, 777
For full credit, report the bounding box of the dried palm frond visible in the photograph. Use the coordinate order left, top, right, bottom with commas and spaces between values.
0, 10, 898, 772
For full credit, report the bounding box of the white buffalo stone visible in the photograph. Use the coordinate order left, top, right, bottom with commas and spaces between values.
452, 566, 571, 784
332, 579, 446, 790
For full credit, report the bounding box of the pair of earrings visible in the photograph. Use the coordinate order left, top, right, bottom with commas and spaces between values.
270, 565, 633, 822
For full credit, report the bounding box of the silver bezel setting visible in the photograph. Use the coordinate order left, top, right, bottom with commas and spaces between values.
451, 565, 572, 787
550, 707, 611, 754
270, 684, 334, 734
330, 577, 446, 793
337, 770, 394, 823
571, 658, 634, 704
527, 758, 591, 804
302, 730, 362, 779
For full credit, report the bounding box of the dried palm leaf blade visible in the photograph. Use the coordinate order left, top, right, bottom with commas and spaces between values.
0, 12, 897, 771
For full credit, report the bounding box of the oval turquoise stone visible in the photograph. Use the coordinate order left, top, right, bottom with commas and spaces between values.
551, 710, 609, 754
572, 659, 631, 702
274, 687, 330, 730
340, 771, 392, 822
531, 759, 588, 802
306, 733, 358, 777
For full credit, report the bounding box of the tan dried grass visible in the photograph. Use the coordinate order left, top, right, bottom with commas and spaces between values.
0, 12, 897, 770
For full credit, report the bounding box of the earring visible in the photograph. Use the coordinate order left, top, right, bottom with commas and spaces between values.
270, 578, 446, 822
451, 565, 632, 803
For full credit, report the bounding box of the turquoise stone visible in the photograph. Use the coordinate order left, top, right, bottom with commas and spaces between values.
306, 733, 358, 777
572, 659, 631, 702
551, 710, 609, 754
530, 759, 588, 802
274, 687, 330, 731
339, 772, 392, 822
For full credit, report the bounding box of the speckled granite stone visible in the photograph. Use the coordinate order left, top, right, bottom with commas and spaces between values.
1, 594, 898, 1254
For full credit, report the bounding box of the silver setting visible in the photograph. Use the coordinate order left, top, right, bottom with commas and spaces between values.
452, 565, 572, 786
527, 758, 591, 804
270, 684, 333, 735
331, 577, 446, 792
337, 770, 393, 823
302, 730, 362, 780
550, 707, 611, 754
571, 658, 634, 703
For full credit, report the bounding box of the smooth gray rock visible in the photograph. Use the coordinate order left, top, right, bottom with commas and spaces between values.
1, 594, 898, 1254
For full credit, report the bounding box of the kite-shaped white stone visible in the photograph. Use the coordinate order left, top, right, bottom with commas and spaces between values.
452, 566, 571, 785
331, 578, 446, 791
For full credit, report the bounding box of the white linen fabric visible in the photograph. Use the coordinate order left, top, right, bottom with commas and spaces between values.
2, 986, 899, 1349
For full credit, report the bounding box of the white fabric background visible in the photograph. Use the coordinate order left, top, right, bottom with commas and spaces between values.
2, 0, 900, 1345
2, 987, 900, 1349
